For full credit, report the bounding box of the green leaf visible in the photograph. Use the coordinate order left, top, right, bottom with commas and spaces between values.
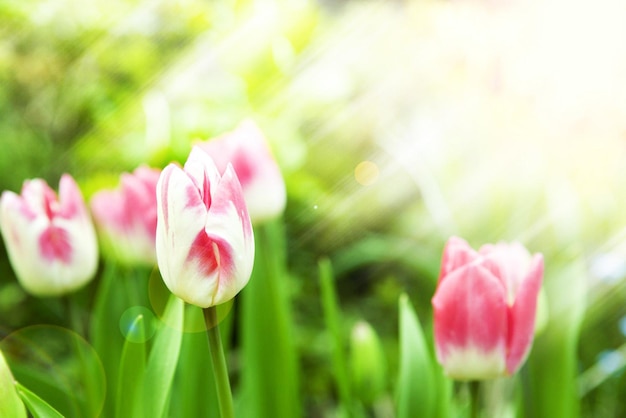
143, 293, 184, 418
90, 263, 128, 418
396, 294, 436, 418
116, 313, 147, 418
318, 257, 352, 416
0, 351, 26, 418
524, 256, 586, 418
16, 382, 64, 418
239, 220, 301, 418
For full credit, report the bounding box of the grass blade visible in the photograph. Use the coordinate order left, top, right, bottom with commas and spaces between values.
143, 293, 184, 418
16, 382, 64, 418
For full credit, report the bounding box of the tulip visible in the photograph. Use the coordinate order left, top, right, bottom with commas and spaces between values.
156, 146, 254, 308
432, 236, 544, 380
0, 175, 98, 296
196, 120, 286, 223
90, 166, 161, 266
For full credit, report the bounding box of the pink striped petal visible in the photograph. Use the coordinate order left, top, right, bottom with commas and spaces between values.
58, 174, 82, 219
506, 254, 544, 374
196, 120, 286, 223
438, 236, 478, 283
433, 263, 508, 378
39, 225, 72, 263
480, 242, 533, 304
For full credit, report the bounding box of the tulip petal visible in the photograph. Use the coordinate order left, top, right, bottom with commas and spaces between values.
196, 120, 286, 223
201, 164, 254, 305
432, 264, 508, 379
480, 242, 533, 304
438, 236, 478, 283
156, 164, 210, 297
39, 225, 72, 263
506, 253, 544, 374
183, 147, 221, 210
58, 174, 83, 219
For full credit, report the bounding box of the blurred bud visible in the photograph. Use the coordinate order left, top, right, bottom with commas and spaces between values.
0, 350, 26, 418
196, 120, 286, 224
0, 175, 98, 296
90, 166, 161, 266
432, 236, 544, 380
349, 320, 387, 405
156, 147, 255, 308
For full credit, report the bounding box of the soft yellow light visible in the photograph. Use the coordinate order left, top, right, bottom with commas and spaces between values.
354, 161, 380, 186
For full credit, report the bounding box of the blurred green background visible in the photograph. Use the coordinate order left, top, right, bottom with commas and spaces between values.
2, 0, 626, 416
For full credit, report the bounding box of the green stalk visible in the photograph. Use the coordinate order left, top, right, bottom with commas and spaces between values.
204, 306, 234, 418
469, 381, 480, 418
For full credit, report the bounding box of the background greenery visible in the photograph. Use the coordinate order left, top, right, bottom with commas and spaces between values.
2, 0, 626, 416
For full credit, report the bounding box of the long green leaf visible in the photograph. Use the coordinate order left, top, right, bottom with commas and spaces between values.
0, 351, 26, 418
318, 257, 352, 416
239, 220, 300, 418
16, 382, 64, 418
396, 294, 437, 418
143, 294, 184, 418
524, 257, 586, 418
90, 263, 128, 418
116, 314, 147, 418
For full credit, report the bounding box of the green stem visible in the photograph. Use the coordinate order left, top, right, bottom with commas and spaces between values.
469, 381, 481, 418
204, 306, 234, 418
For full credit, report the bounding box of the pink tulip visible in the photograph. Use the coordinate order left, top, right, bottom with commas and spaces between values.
0, 175, 98, 296
432, 237, 544, 380
196, 120, 286, 223
90, 166, 161, 266
156, 146, 254, 308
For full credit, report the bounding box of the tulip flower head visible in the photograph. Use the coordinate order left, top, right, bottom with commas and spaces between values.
0, 175, 98, 296
91, 166, 160, 266
156, 147, 254, 308
432, 237, 544, 380
197, 120, 286, 223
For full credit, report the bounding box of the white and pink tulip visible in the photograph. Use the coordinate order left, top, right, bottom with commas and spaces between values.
0, 175, 98, 296
432, 236, 544, 380
90, 166, 160, 266
196, 120, 286, 224
156, 147, 254, 308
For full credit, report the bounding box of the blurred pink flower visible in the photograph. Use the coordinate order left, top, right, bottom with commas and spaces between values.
156, 147, 254, 308
432, 236, 544, 380
90, 166, 161, 266
0, 175, 98, 296
197, 120, 286, 223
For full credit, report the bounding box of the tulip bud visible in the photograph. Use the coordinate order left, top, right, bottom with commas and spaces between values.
0, 175, 98, 296
155, 147, 254, 308
432, 237, 544, 380
350, 321, 387, 405
90, 166, 161, 266
196, 120, 286, 223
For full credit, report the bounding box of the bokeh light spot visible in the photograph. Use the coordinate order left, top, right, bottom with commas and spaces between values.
119, 306, 157, 343
354, 161, 379, 186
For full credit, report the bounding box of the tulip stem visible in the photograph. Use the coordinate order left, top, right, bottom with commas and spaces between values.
204, 306, 234, 418
469, 381, 481, 418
